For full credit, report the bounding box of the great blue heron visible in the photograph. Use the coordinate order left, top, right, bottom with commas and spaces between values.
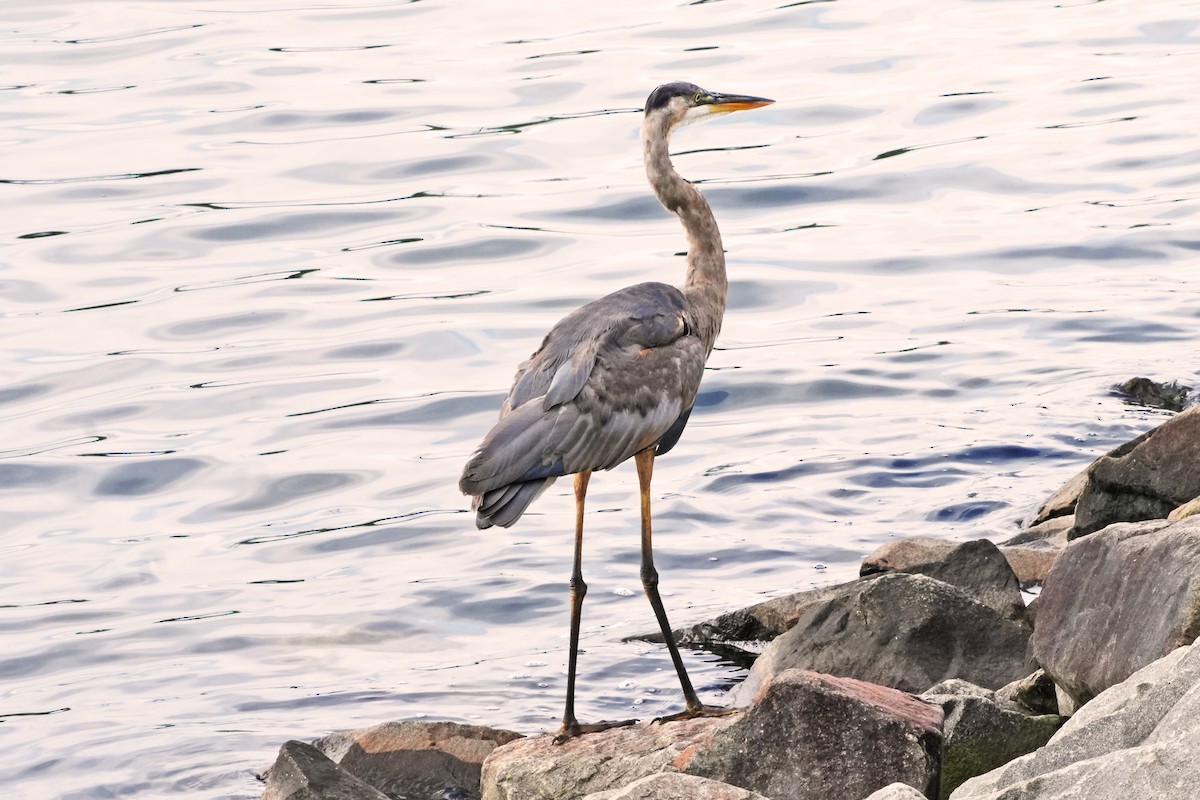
459, 81, 774, 739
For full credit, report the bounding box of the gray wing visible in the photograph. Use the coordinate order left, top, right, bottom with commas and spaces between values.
460, 281, 707, 528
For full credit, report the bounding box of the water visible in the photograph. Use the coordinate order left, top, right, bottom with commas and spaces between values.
2, 0, 1198, 796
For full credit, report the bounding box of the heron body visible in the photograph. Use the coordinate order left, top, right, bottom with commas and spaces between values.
459, 81, 773, 739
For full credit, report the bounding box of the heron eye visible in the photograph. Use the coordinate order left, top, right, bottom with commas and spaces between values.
694, 92, 704, 104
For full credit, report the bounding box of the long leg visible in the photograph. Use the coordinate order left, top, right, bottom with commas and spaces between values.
556, 471, 635, 742
560, 470, 591, 737
634, 448, 702, 712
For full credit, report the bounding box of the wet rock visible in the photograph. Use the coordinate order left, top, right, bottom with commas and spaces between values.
1070, 406, 1200, 538
1113, 376, 1192, 412
261, 740, 390, 800
863, 785, 928, 800
731, 573, 1031, 703
859, 538, 1025, 621
950, 641, 1200, 800
582, 772, 769, 799
1031, 517, 1200, 707
921, 682, 1064, 800
481, 669, 942, 800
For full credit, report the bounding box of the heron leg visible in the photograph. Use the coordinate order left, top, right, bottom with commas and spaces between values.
633, 447, 735, 726
556, 470, 635, 743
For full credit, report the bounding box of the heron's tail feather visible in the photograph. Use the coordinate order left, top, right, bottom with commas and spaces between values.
473, 477, 557, 529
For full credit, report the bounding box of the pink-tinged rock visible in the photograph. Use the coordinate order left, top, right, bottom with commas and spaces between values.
481, 669, 943, 800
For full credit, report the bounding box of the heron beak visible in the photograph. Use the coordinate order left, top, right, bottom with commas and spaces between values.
706, 92, 775, 113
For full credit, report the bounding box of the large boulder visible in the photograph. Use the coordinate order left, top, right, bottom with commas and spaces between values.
921, 681, 1064, 799
732, 573, 1031, 703
582, 773, 770, 799
650, 538, 1028, 661
1070, 406, 1200, 538
481, 669, 943, 800
263, 721, 521, 800
1031, 517, 1200, 706
859, 538, 1025, 620
481, 714, 741, 800
950, 641, 1200, 800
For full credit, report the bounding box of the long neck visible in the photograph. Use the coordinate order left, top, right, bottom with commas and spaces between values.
642, 114, 727, 353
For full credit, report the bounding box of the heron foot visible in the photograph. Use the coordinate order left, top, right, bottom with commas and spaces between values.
652, 704, 737, 726
553, 717, 637, 745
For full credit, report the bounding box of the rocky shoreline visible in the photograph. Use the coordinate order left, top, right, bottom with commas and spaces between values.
261, 382, 1200, 800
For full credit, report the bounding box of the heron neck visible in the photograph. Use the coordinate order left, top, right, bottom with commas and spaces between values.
642, 116, 727, 352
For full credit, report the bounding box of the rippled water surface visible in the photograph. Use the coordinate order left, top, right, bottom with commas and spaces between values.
3, 1, 1199, 796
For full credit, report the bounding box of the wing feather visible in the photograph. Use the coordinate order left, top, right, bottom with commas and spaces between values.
460, 280, 709, 528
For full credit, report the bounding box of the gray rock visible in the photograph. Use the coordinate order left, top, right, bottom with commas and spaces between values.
997, 517, 1071, 587
639, 581, 855, 654
950, 642, 1200, 800
308, 720, 521, 800
860, 538, 1025, 621
1031, 517, 1200, 706
1026, 424, 1160, 529
993, 670, 1058, 716
732, 573, 1031, 703
862, 786, 928, 800
687, 671, 942, 800
860, 538, 957, 575
481, 669, 942, 800
583, 773, 770, 799
262, 740, 390, 800
922, 685, 1063, 799
1071, 406, 1200, 538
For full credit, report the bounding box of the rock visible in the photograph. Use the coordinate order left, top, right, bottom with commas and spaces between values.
1070, 406, 1200, 538
731, 573, 1031, 703
687, 671, 942, 800
860, 538, 1025, 621
1113, 376, 1192, 412
950, 641, 1200, 800
582, 772, 770, 799
639, 581, 855, 655
997, 517, 1071, 587
1168, 495, 1200, 520
481, 669, 943, 800
1026, 427, 1157, 529
922, 683, 1064, 799
860, 538, 957, 575
862, 786, 928, 800
262, 740, 390, 800
481, 714, 742, 800
993, 670, 1058, 716
306, 720, 520, 800
1030, 517, 1200, 706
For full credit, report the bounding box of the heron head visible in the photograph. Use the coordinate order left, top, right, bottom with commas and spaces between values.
643, 81, 774, 129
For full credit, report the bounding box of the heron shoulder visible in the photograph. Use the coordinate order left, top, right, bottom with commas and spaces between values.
505, 282, 692, 412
